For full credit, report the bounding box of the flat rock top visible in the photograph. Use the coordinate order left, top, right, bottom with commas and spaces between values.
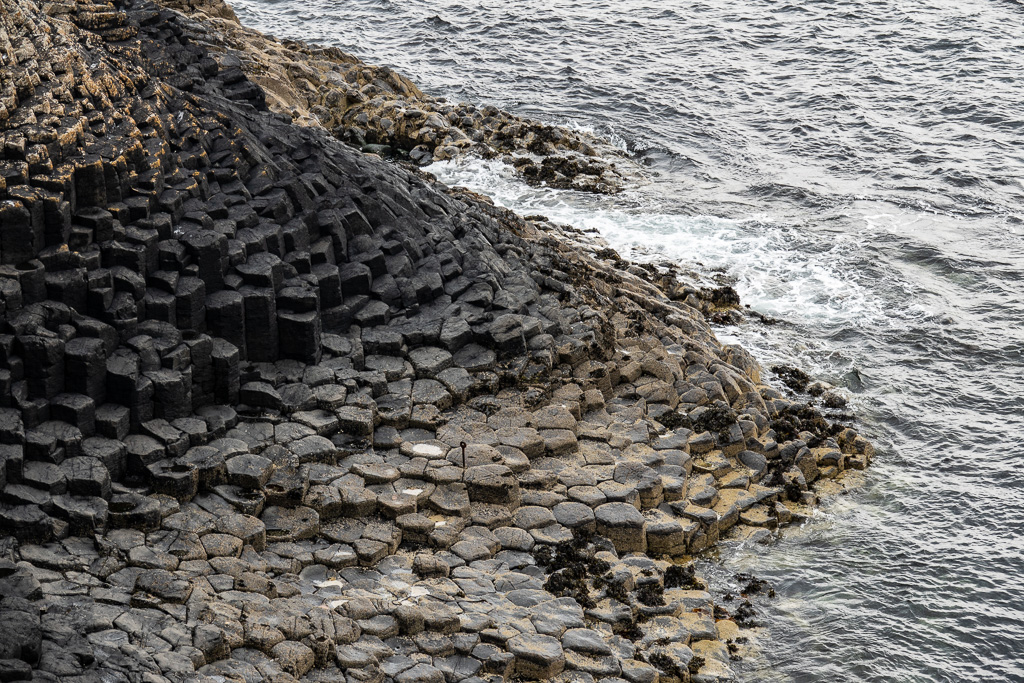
508, 633, 565, 661
595, 502, 646, 527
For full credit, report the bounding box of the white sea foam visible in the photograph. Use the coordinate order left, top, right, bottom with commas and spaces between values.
428, 157, 883, 330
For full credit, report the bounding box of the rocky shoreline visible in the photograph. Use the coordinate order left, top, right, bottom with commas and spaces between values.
156, 0, 633, 195
0, 1, 873, 682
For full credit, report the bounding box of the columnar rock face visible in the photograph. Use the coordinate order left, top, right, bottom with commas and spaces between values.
147, 0, 631, 193
0, 0, 875, 682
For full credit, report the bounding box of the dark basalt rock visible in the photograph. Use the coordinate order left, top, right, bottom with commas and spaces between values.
0, 1, 873, 681
770, 364, 813, 393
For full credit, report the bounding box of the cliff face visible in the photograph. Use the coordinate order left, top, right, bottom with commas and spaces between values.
0, 1, 872, 681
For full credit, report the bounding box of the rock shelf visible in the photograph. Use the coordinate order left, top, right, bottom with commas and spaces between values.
156, 0, 632, 193
0, 1, 874, 682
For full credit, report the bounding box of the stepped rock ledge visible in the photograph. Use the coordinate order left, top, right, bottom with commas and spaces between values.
0, 1, 874, 681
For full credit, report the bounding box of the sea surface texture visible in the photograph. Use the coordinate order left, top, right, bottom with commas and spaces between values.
233, 1, 1024, 681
